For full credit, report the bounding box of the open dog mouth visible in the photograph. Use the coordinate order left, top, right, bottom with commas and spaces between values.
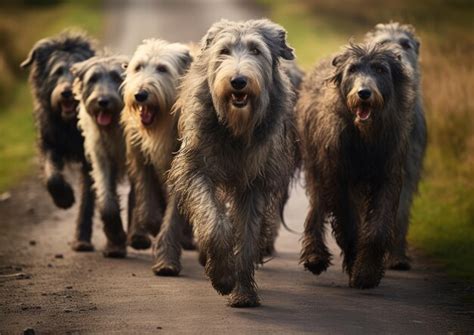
96, 111, 113, 127
139, 105, 157, 126
353, 106, 372, 122
60, 100, 77, 115
231, 92, 249, 108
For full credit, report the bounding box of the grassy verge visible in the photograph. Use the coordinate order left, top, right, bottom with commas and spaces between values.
261, 0, 474, 282
0, 0, 103, 192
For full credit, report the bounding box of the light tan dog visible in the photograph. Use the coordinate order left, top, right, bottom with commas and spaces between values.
121, 39, 192, 273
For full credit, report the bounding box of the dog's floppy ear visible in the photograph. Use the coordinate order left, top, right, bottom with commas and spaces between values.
256, 19, 295, 60
111, 55, 129, 78
275, 28, 295, 60
20, 38, 54, 68
179, 49, 193, 68
70, 59, 89, 80
201, 19, 230, 51
71, 60, 87, 100
328, 50, 349, 84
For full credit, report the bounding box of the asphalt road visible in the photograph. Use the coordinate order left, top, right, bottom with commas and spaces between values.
0, 0, 473, 333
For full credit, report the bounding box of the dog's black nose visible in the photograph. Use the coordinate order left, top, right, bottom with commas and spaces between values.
230, 76, 247, 90
358, 89, 372, 100
98, 97, 109, 108
134, 91, 148, 102
61, 90, 73, 99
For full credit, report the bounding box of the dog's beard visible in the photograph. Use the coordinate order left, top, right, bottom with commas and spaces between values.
346, 93, 385, 141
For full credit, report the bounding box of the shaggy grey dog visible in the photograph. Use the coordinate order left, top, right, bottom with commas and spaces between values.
296, 42, 415, 289
168, 19, 299, 307
21, 30, 97, 251
73, 54, 129, 258
121, 39, 193, 270
365, 22, 427, 270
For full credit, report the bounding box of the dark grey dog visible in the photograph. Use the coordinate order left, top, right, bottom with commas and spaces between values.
169, 19, 299, 307
365, 22, 427, 270
296, 43, 415, 289
21, 30, 96, 251
73, 55, 129, 258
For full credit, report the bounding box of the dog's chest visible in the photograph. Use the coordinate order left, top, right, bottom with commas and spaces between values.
140, 129, 175, 176
206, 140, 271, 186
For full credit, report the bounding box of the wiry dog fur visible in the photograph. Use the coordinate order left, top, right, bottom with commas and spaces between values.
73, 54, 129, 258
121, 39, 193, 271
296, 42, 415, 289
169, 19, 299, 307
365, 22, 427, 270
21, 30, 97, 251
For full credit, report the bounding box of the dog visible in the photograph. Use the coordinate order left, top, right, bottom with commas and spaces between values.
73, 54, 130, 258
296, 42, 415, 289
365, 22, 427, 270
121, 39, 193, 271
21, 30, 97, 251
168, 19, 299, 307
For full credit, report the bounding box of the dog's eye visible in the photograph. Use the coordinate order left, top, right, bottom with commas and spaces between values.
156, 65, 168, 73
110, 71, 122, 83
249, 47, 260, 56
373, 64, 387, 74
134, 64, 142, 72
400, 39, 411, 50
220, 48, 230, 56
88, 73, 99, 84
54, 66, 65, 76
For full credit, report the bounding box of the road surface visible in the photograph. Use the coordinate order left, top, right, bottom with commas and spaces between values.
1, 0, 473, 333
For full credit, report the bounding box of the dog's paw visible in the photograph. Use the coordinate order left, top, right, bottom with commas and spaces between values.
210, 273, 236, 295
103, 241, 127, 258
71, 240, 94, 252
128, 233, 151, 250
349, 265, 383, 289
387, 255, 411, 271
152, 260, 181, 276
47, 174, 75, 209
228, 291, 260, 308
301, 253, 331, 275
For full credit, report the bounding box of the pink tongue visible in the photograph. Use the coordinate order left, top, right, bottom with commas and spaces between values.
97, 111, 112, 126
140, 108, 154, 125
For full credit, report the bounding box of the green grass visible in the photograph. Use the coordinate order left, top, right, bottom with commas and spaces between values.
0, 0, 103, 192
261, 0, 474, 282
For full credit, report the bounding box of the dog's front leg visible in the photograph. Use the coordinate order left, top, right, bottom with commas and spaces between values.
178, 173, 235, 295
228, 188, 265, 308
92, 152, 127, 258
43, 149, 75, 209
72, 161, 95, 252
127, 146, 165, 250
152, 193, 185, 276
350, 169, 402, 289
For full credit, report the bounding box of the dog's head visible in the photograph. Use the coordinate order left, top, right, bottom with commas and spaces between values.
200, 19, 294, 138
331, 43, 409, 132
122, 39, 192, 130
365, 22, 420, 74
21, 30, 96, 121
72, 55, 128, 128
